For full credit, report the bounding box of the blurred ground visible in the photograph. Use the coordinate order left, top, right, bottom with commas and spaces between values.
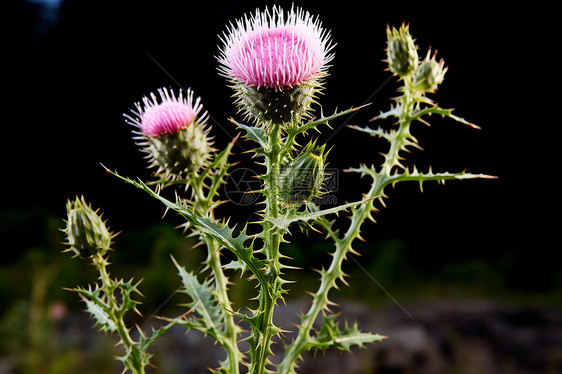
0, 210, 560, 373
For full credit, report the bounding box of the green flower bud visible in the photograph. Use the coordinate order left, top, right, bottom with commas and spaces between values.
386, 24, 418, 77
413, 51, 447, 92
146, 122, 212, 177
65, 196, 113, 258
278, 142, 326, 206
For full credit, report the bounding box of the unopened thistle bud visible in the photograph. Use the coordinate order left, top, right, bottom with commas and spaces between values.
386, 24, 418, 78
218, 5, 333, 127
64, 196, 113, 258
124, 87, 212, 178
278, 142, 326, 206
413, 51, 447, 92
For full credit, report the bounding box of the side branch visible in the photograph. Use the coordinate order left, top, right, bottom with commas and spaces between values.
383, 168, 496, 190
410, 106, 480, 129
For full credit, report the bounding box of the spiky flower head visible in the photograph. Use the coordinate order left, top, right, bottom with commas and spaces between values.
124, 87, 213, 178
64, 196, 113, 259
413, 50, 447, 92
217, 5, 334, 127
386, 24, 418, 78
278, 141, 327, 206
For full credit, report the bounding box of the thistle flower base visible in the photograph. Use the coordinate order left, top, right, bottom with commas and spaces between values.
232, 79, 320, 127
146, 123, 212, 177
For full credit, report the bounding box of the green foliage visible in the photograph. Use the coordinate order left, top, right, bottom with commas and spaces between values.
171, 256, 225, 337
78, 288, 117, 332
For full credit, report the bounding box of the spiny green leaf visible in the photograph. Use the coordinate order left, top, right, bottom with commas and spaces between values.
268, 198, 374, 231
369, 103, 402, 121
116, 344, 149, 372
384, 167, 496, 190
172, 256, 224, 334
410, 105, 480, 129
231, 118, 269, 152
223, 259, 247, 274
347, 125, 393, 141
345, 164, 378, 179
117, 278, 143, 315
309, 314, 385, 352
307, 203, 341, 242
80, 295, 116, 332
194, 219, 269, 286
229, 308, 263, 332
290, 105, 366, 137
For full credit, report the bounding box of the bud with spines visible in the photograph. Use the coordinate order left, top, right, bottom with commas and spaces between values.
278, 142, 326, 206
64, 196, 113, 258
146, 121, 212, 177
386, 24, 418, 78
414, 51, 447, 92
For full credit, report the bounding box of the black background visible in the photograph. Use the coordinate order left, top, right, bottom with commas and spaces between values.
3, 0, 557, 292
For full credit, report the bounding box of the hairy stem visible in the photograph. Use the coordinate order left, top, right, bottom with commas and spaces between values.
204, 235, 241, 374
249, 123, 284, 374
93, 254, 145, 374
192, 174, 241, 374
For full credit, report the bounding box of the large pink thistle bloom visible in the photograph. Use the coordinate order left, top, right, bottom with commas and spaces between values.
218, 6, 334, 90
125, 87, 207, 138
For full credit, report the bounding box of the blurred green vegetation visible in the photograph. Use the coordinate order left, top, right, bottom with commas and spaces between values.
1, 207, 560, 373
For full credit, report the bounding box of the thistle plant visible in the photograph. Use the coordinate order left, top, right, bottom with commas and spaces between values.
63, 6, 492, 374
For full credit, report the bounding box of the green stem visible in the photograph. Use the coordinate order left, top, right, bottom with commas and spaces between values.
192, 173, 241, 374
93, 253, 145, 374
266, 123, 282, 220
382, 79, 416, 173
249, 123, 284, 374
204, 235, 241, 374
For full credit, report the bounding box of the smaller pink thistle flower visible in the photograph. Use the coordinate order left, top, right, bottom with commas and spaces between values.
124, 87, 213, 177
125, 87, 207, 138
218, 6, 333, 90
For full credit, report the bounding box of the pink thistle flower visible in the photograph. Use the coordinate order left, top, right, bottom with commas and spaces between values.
218, 5, 334, 90
125, 87, 207, 138
124, 87, 213, 177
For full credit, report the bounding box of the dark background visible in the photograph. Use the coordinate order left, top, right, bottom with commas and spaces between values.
2, 0, 557, 303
